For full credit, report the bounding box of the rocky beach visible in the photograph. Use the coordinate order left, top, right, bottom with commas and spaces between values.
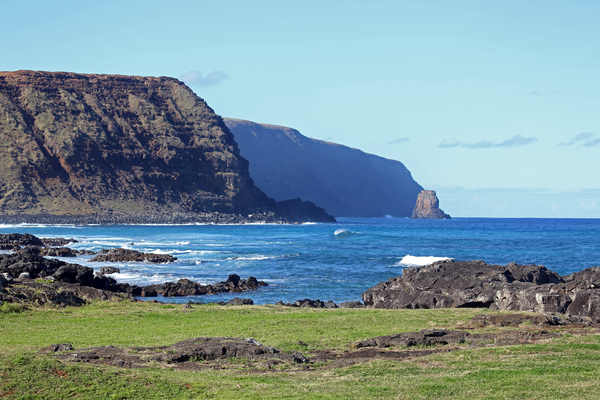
3, 232, 600, 325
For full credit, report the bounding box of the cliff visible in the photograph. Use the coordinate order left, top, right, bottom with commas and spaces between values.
0, 70, 334, 223
411, 190, 451, 219
224, 118, 423, 217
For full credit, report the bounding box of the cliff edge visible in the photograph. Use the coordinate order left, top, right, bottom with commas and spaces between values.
224, 118, 423, 218
0, 70, 334, 223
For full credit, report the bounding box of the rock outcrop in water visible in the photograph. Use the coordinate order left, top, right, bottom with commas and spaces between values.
0, 235, 269, 306
224, 118, 423, 217
411, 190, 451, 219
89, 248, 176, 264
362, 259, 600, 322
0, 70, 333, 223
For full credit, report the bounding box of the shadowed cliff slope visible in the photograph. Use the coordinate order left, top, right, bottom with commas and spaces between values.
225, 118, 423, 217
0, 70, 333, 223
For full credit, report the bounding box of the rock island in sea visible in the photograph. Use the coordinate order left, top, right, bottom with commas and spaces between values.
411, 190, 451, 219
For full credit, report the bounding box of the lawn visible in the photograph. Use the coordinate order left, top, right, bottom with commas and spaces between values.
1, 301, 599, 399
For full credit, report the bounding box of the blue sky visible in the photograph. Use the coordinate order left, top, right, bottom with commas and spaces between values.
2, 0, 599, 217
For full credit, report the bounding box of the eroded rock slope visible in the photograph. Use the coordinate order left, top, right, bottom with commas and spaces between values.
0, 70, 333, 223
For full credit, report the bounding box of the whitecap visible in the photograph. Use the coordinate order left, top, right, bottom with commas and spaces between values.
147, 249, 219, 256
0, 223, 81, 229
395, 255, 452, 267
108, 271, 214, 286
136, 240, 191, 246
334, 229, 360, 238
227, 255, 278, 261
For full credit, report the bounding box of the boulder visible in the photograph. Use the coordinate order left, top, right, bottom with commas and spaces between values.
40, 238, 78, 247
275, 299, 338, 308
225, 297, 254, 306
91, 275, 119, 291
39, 247, 78, 258
98, 267, 121, 275
339, 301, 365, 309
362, 260, 600, 322
0, 233, 44, 250
0, 251, 66, 280
1, 273, 12, 284
52, 264, 94, 285
137, 276, 267, 297
566, 290, 600, 322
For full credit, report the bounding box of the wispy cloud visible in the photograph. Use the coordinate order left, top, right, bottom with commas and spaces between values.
179, 70, 229, 88
559, 132, 600, 147
386, 137, 409, 145
439, 135, 538, 149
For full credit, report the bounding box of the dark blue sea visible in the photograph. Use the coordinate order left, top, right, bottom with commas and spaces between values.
1, 217, 599, 304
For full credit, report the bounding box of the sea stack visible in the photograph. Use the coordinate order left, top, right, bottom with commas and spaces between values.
411, 190, 451, 219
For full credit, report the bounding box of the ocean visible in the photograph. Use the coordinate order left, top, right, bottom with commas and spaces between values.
1, 217, 599, 305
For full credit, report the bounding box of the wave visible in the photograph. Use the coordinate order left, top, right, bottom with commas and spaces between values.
148, 249, 220, 255
87, 240, 134, 248
108, 271, 213, 286
0, 223, 82, 229
334, 229, 361, 238
395, 255, 453, 267
226, 255, 279, 261
134, 240, 192, 246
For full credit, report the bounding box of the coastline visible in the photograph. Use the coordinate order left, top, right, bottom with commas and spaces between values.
2, 230, 600, 398
1, 218, 598, 305
0, 211, 300, 225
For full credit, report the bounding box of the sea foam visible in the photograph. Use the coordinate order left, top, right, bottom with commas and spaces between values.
395, 255, 452, 267
334, 229, 361, 238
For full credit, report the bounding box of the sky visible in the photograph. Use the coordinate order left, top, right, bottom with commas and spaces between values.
2, 0, 599, 217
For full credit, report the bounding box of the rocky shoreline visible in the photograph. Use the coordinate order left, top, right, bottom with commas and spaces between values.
362, 259, 600, 323
0, 233, 366, 309
3, 233, 600, 324
0, 233, 269, 306
0, 211, 306, 225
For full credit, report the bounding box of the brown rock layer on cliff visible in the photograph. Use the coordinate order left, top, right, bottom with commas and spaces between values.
411, 190, 451, 219
0, 70, 333, 223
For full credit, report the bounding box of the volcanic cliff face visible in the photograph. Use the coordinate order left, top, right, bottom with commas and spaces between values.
224, 118, 423, 218
0, 70, 333, 223
411, 190, 451, 219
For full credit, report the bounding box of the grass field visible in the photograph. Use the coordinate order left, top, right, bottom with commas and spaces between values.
1, 301, 600, 399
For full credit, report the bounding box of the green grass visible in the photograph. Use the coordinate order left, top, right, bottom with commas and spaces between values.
1, 301, 600, 399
